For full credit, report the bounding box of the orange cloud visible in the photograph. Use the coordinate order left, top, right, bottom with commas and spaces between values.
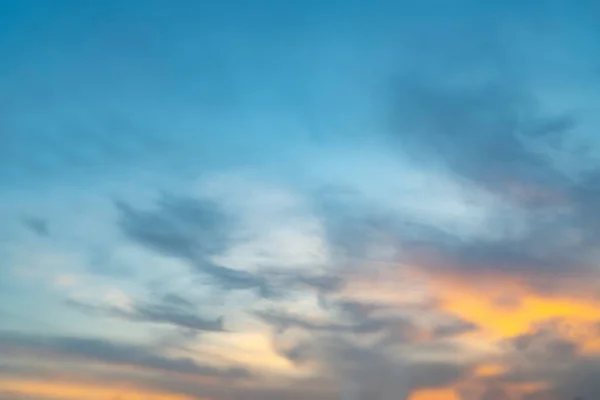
339, 263, 600, 400
440, 286, 600, 339
343, 265, 600, 345
473, 363, 508, 378
409, 388, 460, 400
404, 267, 600, 342
0, 377, 199, 400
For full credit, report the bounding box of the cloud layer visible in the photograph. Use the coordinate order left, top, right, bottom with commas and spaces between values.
2, 1, 600, 400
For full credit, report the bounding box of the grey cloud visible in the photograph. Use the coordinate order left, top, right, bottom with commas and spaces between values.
374, 72, 600, 286
294, 273, 344, 294
481, 386, 511, 400
336, 300, 394, 324
407, 361, 467, 390
147, 373, 339, 400
338, 300, 384, 317
550, 357, 600, 400
0, 331, 250, 379
255, 310, 348, 333
256, 309, 401, 337
256, 297, 411, 339
255, 308, 390, 337
116, 194, 231, 261
511, 334, 578, 364
196, 261, 271, 294
506, 319, 580, 365
133, 301, 225, 332
118, 194, 350, 299
21, 216, 49, 236
503, 356, 600, 400
312, 186, 403, 267
486, 319, 597, 399
277, 334, 467, 399
257, 301, 470, 399
273, 336, 405, 396
390, 79, 574, 196
116, 195, 276, 294
67, 292, 226, 333
431, 317, 478, 339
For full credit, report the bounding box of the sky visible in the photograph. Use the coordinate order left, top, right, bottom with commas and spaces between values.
1, 1, 600, 399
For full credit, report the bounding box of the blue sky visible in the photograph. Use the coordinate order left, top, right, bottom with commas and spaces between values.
2, 1, 600, 400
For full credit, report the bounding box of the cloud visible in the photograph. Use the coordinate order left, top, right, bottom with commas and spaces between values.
95, 167, 600, 400
311, 186, 405, 268
4, 2, 600, 400
378, 72, 600, 296
508, 320, 579, 364
67, 292, 226, 332
21, 217, 49, 237
550, 356, 600, 400
277, 333, 467, 399
0, 331, 250, 379
460, 316, 600, 400
481, 386, 512, 400
255, 309, 348, 334
390, 79, 574, 195
0, 392, 42, 400
431, 317, 479, 340
255, 308, 404, 338
256, 295, 420, 345
116, 194, 278, 295
132, 299, 225, 332
116, 194, 232, 261
116, 192, 348, 300
253, 291, 477, 400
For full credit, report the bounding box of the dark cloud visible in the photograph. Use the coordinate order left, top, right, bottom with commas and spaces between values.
195, 261, 272, 294
133, 301, 225, 332
116, 195, 282, 296
293, 273, 345, 294
490, 320, 582, 389
391, 80, 574, 192
258, 309, 401, 339
255, 309, 348, 334
375, 73, 600, 289
502, 356, 600, 400
147, 374, 339, 400
67, 292, 226, 333
0, 346, 337, 400
551, 356, 600, 400
255, 298, 470, 400
481, 385, 512, 400
407, 361, 467, 390
337, 300, 385, 319
116, 194, 231, 261
277, 334, 467, 398
510, 329, 578, 365
256, 297, 413, 340
21, 216, 49, 236
431, 317, 478, 340
0, 331, 250, 379
312, 183, 572, 285
117, 193, 351, 301
482, 318, 600, 400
